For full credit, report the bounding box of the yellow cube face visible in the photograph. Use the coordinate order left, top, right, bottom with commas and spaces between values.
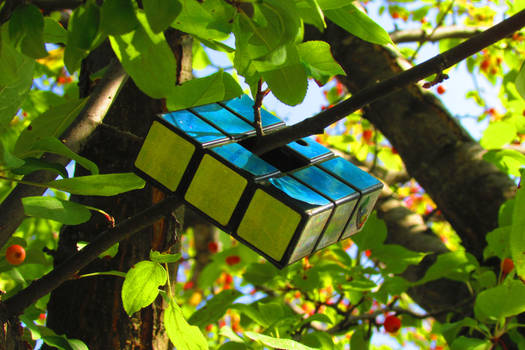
135, 122, 195, 191
237, 190, 301, 262
185, 154, 247, 226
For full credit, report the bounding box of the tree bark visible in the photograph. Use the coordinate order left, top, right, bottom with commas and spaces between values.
43, 33, 192, 349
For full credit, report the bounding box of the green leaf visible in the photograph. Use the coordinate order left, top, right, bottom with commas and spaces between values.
372, 244, 426, 274
243, 262, 279, 285
450, 336, 491, 350
317, 0, 353, 10
22, 196, 91, 225
483, 149, 525, 176
47, 173, 145, 196
324, 5, 393, 46
245, 331, 318, 350
351, 212, 386, 250
417, 251, 477, 284
67, 2, 100, 50
41, 335, 89, 350
0, 26, 34, 128
143, 0, 181, 33
121, 261, 166, 315
166, 70, 242, 110
8, 4, 48, 58
297, 41, 345, 84
475, 279, 525, 320
511, 185, 525, 279
43, 18, 68, 44
341, 274, 377, 291
11, 158, 69, 178
219, 326, 245, 343
188, 289, 242, 327
165, 298, 209, 350
149, 250, 182, 263
299, 313, 334, 327
516, 61, 525, 100
14, 99, 87, 158
262, 63, 307, 106
171, 0, 232, 41
480, 121, 517, 149
483, 226, 511, 260
109, 12, 176, 99
296, 0, 326, 31
100, 0, 139, 35
28, 137, 99, 175
350, 328, 369, 350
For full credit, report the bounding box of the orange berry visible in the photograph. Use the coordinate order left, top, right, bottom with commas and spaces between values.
6, 245, 26, 265
436, 85, 445, 95
205, 324, 213, 332
392, 12, 400, 19
481, 59, 490, 72
363, 130, 373, 144
501, 258, 515, 275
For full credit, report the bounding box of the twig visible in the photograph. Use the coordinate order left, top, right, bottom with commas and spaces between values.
253, 9, 525, 155
0, 195, 182, 324
253, 79, 269, 137
0, 60, 128, 249
390, 25, 487, 44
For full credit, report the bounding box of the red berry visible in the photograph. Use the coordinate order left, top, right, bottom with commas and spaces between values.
363, 130, 373, 144
6, 245, 26, 265
205, 324, 213, 332
225, 255, 241, 266
38, 313, 46, 321
384, 315, 402, 333
365, 249, 372, 257
183, 281, 194, 290
392, 12, 400, 19
501, 258, 515, 275
436, 85, 445, 95
208, 242, 219, 253
481, 59, 490, 72
224, 273, 233, 284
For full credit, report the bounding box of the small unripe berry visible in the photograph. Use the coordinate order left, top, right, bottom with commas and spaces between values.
384, 315, 402, 333
6, 245, 26, 265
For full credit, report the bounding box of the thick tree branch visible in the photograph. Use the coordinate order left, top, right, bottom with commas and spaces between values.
0, 196, 182, 324
253, 9, 525, 155
0, 60, 128, 248
390, 25, 487, 43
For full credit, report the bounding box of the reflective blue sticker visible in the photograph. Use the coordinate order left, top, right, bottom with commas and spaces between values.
292, 166, 357, 201
319, 157, 382, 191
270, 176, 330, 206
161, 110, 227, 144
191, 103, 254, 137
286, 137, 333, 162
211, 143, 279, 178
222, 95, 284, 128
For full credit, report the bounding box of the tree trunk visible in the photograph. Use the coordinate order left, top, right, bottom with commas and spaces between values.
44, 33, 192, 349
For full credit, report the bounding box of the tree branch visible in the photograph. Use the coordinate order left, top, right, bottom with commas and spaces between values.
253, 9, 525, 155
390, 25, 487, 43
0, 195, 182, 324
0, 60, 128, 249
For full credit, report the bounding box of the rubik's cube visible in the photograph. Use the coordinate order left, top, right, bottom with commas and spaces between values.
134, 95, 383, 268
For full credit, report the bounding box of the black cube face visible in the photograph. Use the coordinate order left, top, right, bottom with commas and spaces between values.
135, 95, 383, 268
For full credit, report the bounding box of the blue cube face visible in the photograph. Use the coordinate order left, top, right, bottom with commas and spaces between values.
210, 143, 280, 180
161, 110, 229, 147
190, 104, 255, 138
220, 95, 285, 131
285, 137, 333, 163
